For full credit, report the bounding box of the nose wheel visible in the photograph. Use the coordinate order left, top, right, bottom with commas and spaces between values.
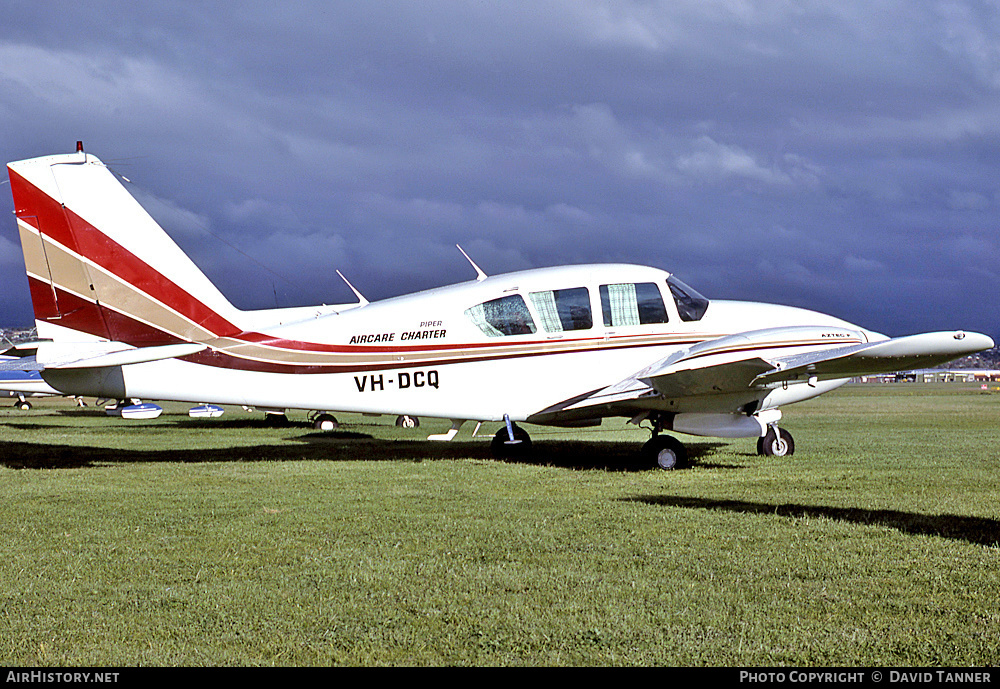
395, 415, 420, 428
757, 426, 795, 456
490, 417, 532, 458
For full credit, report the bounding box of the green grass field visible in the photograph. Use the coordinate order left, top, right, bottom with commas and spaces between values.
1, 384, 998, 666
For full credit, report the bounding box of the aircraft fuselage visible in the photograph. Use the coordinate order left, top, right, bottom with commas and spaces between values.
39, 263, 869, 425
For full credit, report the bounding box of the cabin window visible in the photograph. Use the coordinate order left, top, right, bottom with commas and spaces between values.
465, 294, 537, 337
528, 287, 593, 332
599, 283, 669, 327
667, 276, 710, 322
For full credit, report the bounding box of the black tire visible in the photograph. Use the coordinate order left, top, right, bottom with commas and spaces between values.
395, 415, 419, 428
264, 412, 289, 427
313, 413, 339, 431
642, 435, 688, 470
759, 427, 794, 456
15, 400, 31, 411
491, 424, 531, 458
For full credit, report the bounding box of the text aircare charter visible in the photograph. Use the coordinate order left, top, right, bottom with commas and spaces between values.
348, 328, 447, 345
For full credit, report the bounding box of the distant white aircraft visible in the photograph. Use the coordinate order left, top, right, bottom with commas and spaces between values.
5, 145, 994, 468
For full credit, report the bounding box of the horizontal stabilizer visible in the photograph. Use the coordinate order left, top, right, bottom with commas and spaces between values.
35, 341, 206, 369
0, 340, 51, 358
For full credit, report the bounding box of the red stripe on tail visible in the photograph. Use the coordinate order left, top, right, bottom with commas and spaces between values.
9, 167, 240, 344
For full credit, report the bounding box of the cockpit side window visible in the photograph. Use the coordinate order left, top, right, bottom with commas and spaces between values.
667, 276, 710, 322
600, 282, 669, 327
528, 287, 592, 332
465, 294, 537, 337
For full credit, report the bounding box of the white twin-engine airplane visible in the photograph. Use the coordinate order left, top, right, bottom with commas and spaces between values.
5, 145, 994, 468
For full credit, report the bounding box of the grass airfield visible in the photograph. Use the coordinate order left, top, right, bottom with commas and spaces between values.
1, 384, 998, 666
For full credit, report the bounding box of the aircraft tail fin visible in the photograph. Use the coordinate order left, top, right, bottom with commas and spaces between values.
7, 145, 243, 346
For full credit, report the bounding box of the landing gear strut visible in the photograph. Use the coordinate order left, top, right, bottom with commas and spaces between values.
490, 416, 531, 458
757, 426, 795, 457
641, 413, 688, 470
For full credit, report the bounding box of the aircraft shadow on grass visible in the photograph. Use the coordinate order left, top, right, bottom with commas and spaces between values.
0, 408, 735, 472
625, 495, 1000, 548
0, 419, 731, 472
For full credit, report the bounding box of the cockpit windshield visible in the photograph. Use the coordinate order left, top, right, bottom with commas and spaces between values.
667, 276, 710, 322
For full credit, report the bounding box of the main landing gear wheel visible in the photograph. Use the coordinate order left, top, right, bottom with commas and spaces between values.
757, 427, 795, 457
642, 435, 688, 470
264, 412, 290, 427
14, 399, 31, 411
395, 415, 419, 428
490, 424, 531, 458
313, 413, 339, 431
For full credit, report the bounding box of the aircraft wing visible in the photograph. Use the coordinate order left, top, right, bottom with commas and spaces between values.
750, 331, 994, 386
535, 327, 994, 419
645, 328, 994, 394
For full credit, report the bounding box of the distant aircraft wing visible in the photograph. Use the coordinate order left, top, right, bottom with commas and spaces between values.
0, 356, 44, 372
533, 327, 993, 420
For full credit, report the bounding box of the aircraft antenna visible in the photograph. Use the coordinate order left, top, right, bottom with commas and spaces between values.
336, 270, 369, 306
456, 244, 487, 281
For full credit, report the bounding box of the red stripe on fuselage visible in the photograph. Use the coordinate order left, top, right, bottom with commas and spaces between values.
181, 336, 706, 375
231, 329, 629, 355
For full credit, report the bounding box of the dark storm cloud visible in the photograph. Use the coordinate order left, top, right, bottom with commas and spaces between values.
1, 1, 997, 337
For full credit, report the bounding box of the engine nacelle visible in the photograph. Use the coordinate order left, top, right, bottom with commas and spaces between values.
670, 410, 781, 438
